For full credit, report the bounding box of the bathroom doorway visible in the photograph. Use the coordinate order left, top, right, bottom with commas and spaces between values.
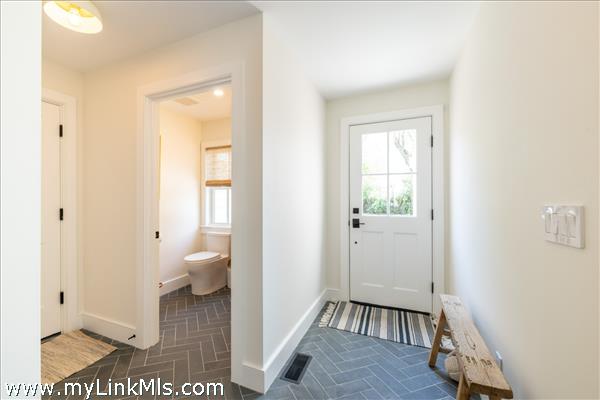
136, 66, 249, 389
150, 82, 233, 384
157, 84, 232, 297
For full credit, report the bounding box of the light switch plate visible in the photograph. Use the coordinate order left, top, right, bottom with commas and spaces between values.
541, 205, 584, 249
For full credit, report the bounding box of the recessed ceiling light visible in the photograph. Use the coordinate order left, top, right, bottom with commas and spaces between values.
44, 1, 103, 34
213, 88, 224, 97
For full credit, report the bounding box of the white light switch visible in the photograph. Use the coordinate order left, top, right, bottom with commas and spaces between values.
541, 205, 584, 248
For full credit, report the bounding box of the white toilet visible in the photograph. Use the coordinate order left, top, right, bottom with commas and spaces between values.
185, 232, 230, 295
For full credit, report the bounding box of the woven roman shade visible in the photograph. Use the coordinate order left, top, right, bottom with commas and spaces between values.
205, 145, 231, 187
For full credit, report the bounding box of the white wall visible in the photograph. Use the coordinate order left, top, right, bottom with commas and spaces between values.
1, 1, 42, 395
159, 107, 203, 289
261, 15, 327, 390
81, 15, 263, 390
201, 117, 231, 142
43, 59, 84, 130
449, 2, 598, 398
325, 80, 449, 291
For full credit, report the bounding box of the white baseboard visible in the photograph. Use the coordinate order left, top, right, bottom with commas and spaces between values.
325, 287, 341, 301
159, 274, 190, 296
81, 312, 137, 346
232, 361, 265, 393
262, 289, 328, 392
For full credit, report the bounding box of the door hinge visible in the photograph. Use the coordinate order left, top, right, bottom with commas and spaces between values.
431, 209, 434, 220
431, 282, 434, 294
155, 231, 160, 239
430, 135, 433, 147
59, 208, 64, 221
59, 124, 63, 138
60, 291, 64, 304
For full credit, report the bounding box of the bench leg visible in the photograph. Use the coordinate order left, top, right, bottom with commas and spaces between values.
457, 373, 470, 400
428, 309, 447, 367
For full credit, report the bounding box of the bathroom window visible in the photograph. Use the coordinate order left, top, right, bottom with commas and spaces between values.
206, 187, 231, 225
204, 145, 231, 226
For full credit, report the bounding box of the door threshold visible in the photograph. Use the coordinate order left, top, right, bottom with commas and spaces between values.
41, 332, 61, 343
350, 300, 431, 316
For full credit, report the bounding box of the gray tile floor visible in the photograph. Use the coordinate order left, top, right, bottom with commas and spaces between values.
263, 313, 459, 400
45, 286, 460, 399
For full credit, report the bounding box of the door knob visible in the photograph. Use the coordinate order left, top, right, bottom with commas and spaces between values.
352, 218, 365, 228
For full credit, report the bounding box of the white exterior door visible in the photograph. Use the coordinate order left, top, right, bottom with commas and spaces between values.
349, 117, 432, 313
42, 101, 62, 338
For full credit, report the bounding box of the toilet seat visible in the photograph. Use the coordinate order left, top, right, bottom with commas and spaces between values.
184, 251, 220, 264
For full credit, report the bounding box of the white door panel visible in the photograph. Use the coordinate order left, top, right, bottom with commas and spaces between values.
349, 117, 432, 313
42, 101, 62, 338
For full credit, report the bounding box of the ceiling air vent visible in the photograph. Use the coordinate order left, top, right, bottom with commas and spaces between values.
174, 97, 198, 106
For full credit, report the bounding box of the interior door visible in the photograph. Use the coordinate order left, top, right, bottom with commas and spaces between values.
349, 117, 432, 313
42, 101, 62, 338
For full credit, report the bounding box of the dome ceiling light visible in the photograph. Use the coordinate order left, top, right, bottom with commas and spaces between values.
44, 1, 103, 34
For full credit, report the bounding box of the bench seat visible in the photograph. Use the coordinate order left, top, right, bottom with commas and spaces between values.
428, 294, 513, 400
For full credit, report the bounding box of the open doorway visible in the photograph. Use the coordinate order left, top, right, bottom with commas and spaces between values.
150, 82, 232, 387
136, 65, 248, 390
157, 84, 232, 296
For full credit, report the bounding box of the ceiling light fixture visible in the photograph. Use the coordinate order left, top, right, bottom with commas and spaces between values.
213, 88, 224, 97
44, 1, 103, 34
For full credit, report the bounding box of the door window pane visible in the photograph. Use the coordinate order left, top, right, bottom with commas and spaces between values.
362, 132, 387, 174
389, 130, 416, 173
362, 175, 387, 215
389, 174, 415, 216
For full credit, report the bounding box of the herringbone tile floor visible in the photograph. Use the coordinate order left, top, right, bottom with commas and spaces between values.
261, 315, 463, 400
46, 286, 238, 400
46, 286, 463, 399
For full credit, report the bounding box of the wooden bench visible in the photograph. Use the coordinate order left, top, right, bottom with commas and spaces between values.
428, 295, 513, 400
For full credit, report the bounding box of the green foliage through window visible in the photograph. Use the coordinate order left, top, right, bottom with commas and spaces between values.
361, 130, 416, 216
363, 180, 387, 214
362, 178, 413, 215
390, 178, 413, 215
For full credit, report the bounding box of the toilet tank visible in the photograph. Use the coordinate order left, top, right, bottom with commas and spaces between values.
205, 232, 231, 257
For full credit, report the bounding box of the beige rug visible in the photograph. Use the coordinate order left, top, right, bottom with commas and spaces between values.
41, 330, 116, 384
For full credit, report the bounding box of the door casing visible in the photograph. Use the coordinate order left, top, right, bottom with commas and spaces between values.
137, 63, 258, 390
339, 106, 445, 315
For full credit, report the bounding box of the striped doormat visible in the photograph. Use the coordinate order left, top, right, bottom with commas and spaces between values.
319, 301, 435, 348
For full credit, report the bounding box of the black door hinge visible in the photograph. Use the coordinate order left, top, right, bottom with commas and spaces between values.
155, 231, 160, 239
431, 209, 434, 220
60, 208, 64, 221
59, 124, 63, 138
60, 291, 64, 304
430, 135, 433, 147
431, 282, 434, 294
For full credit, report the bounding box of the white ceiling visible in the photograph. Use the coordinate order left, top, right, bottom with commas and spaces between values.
42, 1, 259, 71
162, 85, 231, 121
253, 1, 479, 99
43, 1, 478, 99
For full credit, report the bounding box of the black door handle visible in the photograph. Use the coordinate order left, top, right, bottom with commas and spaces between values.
352, 218, 366, 228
